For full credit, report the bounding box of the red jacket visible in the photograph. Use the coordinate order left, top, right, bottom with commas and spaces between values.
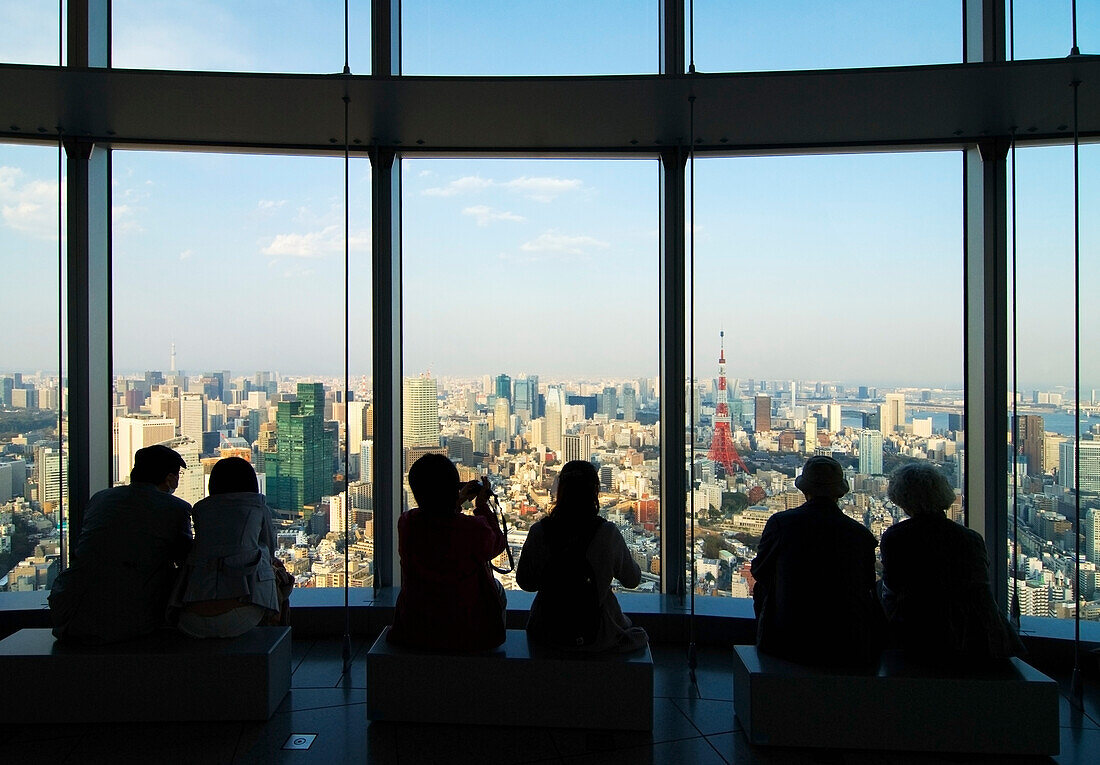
388, 505, 507, 651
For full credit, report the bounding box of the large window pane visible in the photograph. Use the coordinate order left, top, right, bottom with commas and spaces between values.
693, 1, 960, 72
0, 1, 62, 66
690, 152, 963, 599
401, 0, 658, 75
112, 149, 371, 590
1010, 1, 1099, 59
112, 1, 369, 73
403, 157, 660, 591
1, 142, 66, 593
1009, 144, 1100, 623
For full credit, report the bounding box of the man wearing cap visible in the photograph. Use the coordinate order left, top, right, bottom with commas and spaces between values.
750, 455, 883, 667
49, 444, 193, 644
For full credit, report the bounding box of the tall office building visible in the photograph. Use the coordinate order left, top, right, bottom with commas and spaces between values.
1015, 414, 1045, 476
859, 430, 884, 476
180, 393, 206, 447
157, 436, 203, 505
348, 400, 370, 477
36, 447, 68, 508
621, 385, 637, 422
880, 393, 905, 435
494, 374, 511, 404
1058, 440, 1100, 494
1086, 506, 1100, 565
754, 395, 772, 433
562, 433, 592, 463
494, 398, 511, 441
827, 403, 843, 433
115, 414, 176, 484
470, 419, 490, 454
598, 387, 618, 418
513, 377, 532, 421
360, 439, 374, 483
545, 386, 566, 452
804, 417, 818, 454
403, 375, 439, 448
265, 382, 333, 513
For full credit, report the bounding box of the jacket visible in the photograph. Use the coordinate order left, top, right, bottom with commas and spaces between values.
177, 492, 280, 613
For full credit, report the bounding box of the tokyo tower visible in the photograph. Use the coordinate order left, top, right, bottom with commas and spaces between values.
708, 331, 749, 475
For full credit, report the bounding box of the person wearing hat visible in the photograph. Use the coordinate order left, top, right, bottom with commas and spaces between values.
49, 444, 193, 644
750, 455, 883, 667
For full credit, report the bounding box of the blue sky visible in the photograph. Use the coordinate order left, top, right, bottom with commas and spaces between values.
1, 2, 1097, 390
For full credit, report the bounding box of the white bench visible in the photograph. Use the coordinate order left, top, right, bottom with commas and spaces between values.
732, 645, 1060, 755
0, 626, 291, 722
366, 627, 653, 730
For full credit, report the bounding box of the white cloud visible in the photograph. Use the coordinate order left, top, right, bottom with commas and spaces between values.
421, 175, 494, 197
112, 203, 142, 234
258, 199, 287, 210
461, 205, 526, 227
520, 231, 609, 256
0, 166, 61, 240
502, 176, 583, 202
179, 249, 193, 261
262, 224, 368, 258
420, 174, 583, 203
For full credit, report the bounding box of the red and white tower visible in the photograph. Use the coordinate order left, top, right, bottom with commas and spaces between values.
708, 331, 749, 475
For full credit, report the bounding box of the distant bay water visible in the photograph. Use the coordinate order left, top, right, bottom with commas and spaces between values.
839, 410, 1100, 437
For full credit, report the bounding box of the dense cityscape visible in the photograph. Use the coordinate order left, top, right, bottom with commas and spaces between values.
2, 344, 1100, 622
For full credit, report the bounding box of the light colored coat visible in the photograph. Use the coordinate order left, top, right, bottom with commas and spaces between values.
179, 492, 279, 613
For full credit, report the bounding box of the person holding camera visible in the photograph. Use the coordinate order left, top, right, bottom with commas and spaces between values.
388, 454, 507, 652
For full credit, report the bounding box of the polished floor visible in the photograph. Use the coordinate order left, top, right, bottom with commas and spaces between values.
2, 638, 1099, 764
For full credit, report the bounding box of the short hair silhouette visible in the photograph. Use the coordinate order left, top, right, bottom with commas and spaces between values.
549, 460, 601, 524
888, 462, 955, 516
208, 456, 260, 495
130, 444, 186, 485
407, 453, 459, 511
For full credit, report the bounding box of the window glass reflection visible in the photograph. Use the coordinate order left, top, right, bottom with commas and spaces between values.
402, 158, 661, 592
692, 0, 960, 72
1, 143, 65, 593
401, 0, 658, 75
1009, 144, 1100, 622
1010, 0, 1099, 59
111, 150, 372, 590
689, 152, 963, 600
112, 0, 368, 73
0, 2, 62, 65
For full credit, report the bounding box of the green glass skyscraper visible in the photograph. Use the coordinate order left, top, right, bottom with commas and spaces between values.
265, 382, 334, 513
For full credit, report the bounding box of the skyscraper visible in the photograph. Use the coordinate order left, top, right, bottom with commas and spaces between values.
621, 385, 637, 422
827, 403, 843, 433
36, 447, 67, 508
494, 374, 512, 404
494, 397, 511, 441
1058, 440, 1100, 494
157, 435, 203, 505
545, 386, 565, 452
180, 392, 206, 447
880, 393, 905, 435
348, 400, 370, 477
403, 375, 439, 448
1085, 506, 1100, 565
115, 414, 176, 484
265, 382, 333, 513
859, 430, 884, 475
562, 433, 592, 463
804, 417, 818, 454
754, 395, 772, 433
1014, 414, 1045, 476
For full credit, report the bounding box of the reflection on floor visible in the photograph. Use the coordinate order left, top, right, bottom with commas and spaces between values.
1, 638, 1098, 763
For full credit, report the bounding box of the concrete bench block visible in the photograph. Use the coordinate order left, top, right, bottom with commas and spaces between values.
0, 627, 291, 722
367, 627, 652, 730
732, 645, 1059, 755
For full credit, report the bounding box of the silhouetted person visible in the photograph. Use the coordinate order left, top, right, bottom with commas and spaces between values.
173, 457, 285, 638
751, 455, 882, 667
518, 460, 648, 652
881, 463, 1023, 665
49, 444, 192, 644
388, 454, 507, 651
